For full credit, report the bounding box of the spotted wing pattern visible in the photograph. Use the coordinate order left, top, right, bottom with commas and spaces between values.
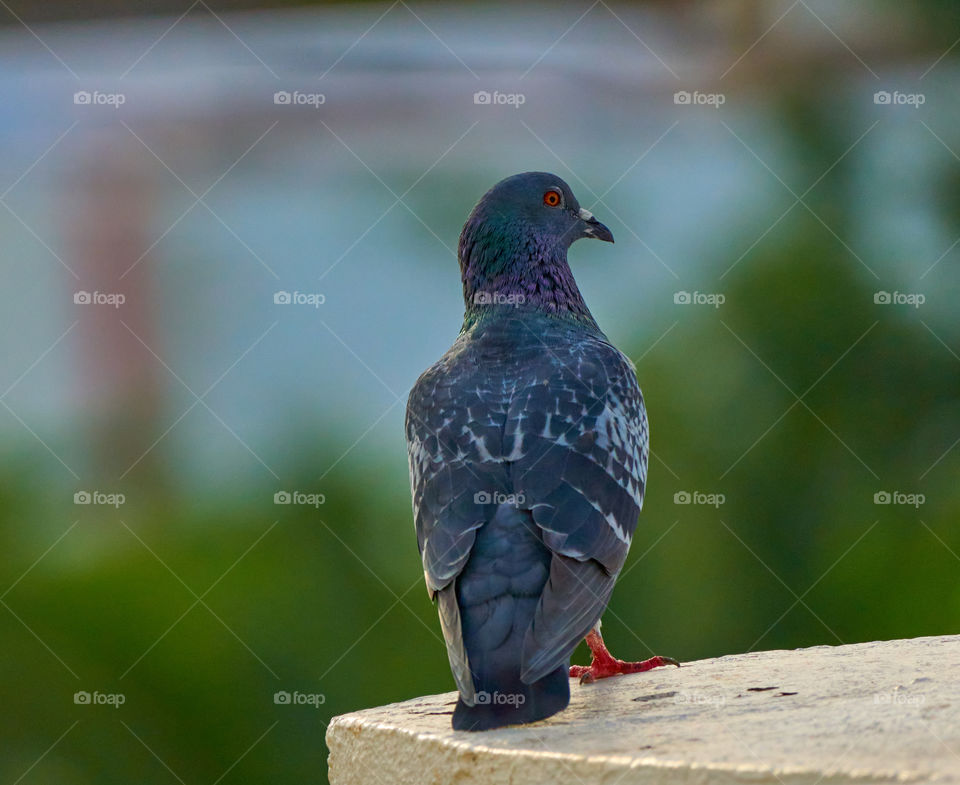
502, 330, 648, 683
406, 314, 649, 693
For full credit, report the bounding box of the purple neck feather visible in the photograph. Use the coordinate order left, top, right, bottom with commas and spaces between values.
458, 214, 596, 326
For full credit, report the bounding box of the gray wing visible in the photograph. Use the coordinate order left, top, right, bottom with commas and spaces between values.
405, 352, 510, 702
506, 339, 649, 684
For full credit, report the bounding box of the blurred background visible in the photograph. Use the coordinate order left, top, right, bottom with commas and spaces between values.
1, 0, 959, 781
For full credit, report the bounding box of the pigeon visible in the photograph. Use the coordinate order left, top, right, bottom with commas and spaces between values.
406, 172, 678, 732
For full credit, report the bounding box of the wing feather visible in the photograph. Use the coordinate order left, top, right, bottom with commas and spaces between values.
406, 348, 511, 697
406, 321, 648, 693
511, 338, 648, 683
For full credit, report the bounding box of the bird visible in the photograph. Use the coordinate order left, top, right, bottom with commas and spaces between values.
405, 172, 678, 732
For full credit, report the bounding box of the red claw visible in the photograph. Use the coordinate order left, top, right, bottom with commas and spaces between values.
570, 629, 679, 683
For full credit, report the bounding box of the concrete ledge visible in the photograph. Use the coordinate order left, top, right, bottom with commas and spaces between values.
327, 635, 960, 785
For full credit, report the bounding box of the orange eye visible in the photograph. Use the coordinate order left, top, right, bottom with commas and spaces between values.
543, 190, 561, 207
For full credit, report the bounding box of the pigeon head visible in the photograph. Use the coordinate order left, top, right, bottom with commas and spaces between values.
458, 172, 613, 323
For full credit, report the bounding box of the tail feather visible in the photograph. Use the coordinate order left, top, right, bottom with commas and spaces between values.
452, 502, 570, 731
436, 585, 476, 705
452, 664, 568, 731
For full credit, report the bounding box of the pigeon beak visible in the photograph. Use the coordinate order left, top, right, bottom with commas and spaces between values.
578, 207, 614, 243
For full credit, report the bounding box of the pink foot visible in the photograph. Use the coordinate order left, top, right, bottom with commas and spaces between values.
569, 629, 679, 684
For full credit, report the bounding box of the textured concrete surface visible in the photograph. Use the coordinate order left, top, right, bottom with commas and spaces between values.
327, 635, 960, 785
